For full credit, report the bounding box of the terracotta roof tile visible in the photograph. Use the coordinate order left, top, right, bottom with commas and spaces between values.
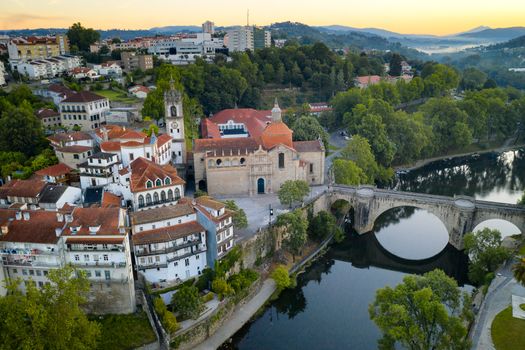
62, 207, 124, 236
55, 145, 92, 153
101, 192, 122, 208
4, 180, 47, 198
260, 122, 293, 149
132, 220, 204, 245
48, 131, 92, 144
36, 108, 60, 119
35, 163, 73, 177
100, 141, 121, 152
61, 91, 106, 103
0, 210, 62, 244
130, 202, 195, 226
130, 157, 184, 192
195, 196, 225, 211
193, 137, 259, 155
293, 140, 324, 152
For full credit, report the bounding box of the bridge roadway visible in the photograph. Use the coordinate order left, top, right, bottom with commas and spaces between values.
321, 185, 525, 250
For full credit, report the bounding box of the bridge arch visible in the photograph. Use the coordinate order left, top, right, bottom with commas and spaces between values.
472, 219, 521, 238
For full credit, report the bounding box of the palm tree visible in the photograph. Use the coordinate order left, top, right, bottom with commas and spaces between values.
513, 258, 525, 287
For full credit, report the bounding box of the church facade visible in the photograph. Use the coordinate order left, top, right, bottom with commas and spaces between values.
193, 101, 325, 196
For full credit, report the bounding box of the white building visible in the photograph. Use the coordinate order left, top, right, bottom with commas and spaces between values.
79, 152, 122, 189
148, 33, 226, 65
202, 21, 215, 35
93, 61, 122, 77
128, 85, 150, 99
70, 67, 99, 80
59, 91, 110, 131
9, 55, 81, 80
0, 61, 6, 86
224, 26, 254, 52
131, 200, 207, 284
38, 185, 82, 210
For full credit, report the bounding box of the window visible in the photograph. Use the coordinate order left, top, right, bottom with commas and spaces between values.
161, 191, 166, 202
278, 153, 285, 169
146, 152, 150, 158
103, 255, 108, 261
95, 270, 101, 277
138, 195, 144, 207
12, 269, 17, 274
185, 258, 190, 267
153, 192, 159, 204
309, 163, 314, 174
174, 261, 178, 267
164, 177, 171, 185
38, 281, 44, 288
43, 270, 48, 276
84, 254, 90, 261
175, 188, 181, 200
129, 153, 134, 161
168, 189, 173, 200
36, 270, 42, 276
146, 180, 152, 189
29, 270, 34, 276
86, 270, 92, 278
216, 159, 222, 166
155, 179, 162, 187
22, 269, 28, 275
146, 193, 152, 205
240, 157, 246, 165
104, 271, 110, 280
155, 256, 160, 262
73, 154, 79, 160
196, 255, 200, 260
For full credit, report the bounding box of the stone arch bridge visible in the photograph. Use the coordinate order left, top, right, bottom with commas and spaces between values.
314, 185, 525, 250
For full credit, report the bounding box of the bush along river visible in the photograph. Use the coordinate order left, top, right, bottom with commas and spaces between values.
219, 148, 525, 350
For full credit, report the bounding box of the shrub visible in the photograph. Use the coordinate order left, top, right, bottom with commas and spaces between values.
201, 292, 214, 303
211, 278, 233, 299
171, 285, 203, 320
195, 268, 215, 292
272, 265, 291, 291
153, 297, 179, 333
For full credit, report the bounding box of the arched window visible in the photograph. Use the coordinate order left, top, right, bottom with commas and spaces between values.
161, 191, 166, 202
146, 180, 153, 189
164, 177, 171, 185
138, 195, 144, 208
175, 188, 181, 200
153, 192, 160, 204
155, 179, 162, 187
146, 193, 152, 205
167, 189, 173, 201
216, 159, 222, 166
278, 153, 285, 169
240, 157, 246, 165
170, 106, 177, 117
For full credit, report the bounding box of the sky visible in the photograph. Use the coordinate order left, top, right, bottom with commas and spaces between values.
1, 0, 524, 35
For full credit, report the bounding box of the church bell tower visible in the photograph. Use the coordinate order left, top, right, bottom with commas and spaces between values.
164, 78, 186, 165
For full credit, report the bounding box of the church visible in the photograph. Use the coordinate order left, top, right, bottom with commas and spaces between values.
191, 100, 325, 196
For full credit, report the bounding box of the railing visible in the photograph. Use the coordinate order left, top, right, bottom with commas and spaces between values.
137, 197, 181, 209
70, 261, 127, 268
137, 262, 168, 270
166, 248, 206, 263
135, 240, 201, 257
2, 260, 59, 268
67, 246, 124, 252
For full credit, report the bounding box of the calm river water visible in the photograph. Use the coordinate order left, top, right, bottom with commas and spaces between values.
221, 148, 525, 350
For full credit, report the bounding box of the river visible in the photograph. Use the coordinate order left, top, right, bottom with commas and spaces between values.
220, 148, 525, 350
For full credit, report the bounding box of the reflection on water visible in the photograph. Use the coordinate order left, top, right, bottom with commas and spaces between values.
374, 207, 449, 260
222, 150, 524, 350
395, 149, 525, 204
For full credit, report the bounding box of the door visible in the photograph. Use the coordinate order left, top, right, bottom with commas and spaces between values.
91, 178, 97, 186
257, 178, 265, 194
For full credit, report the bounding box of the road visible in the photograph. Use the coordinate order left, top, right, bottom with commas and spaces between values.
470, 260, 517, 350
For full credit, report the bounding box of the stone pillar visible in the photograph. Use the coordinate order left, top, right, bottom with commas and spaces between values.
450, 197, 476, 250
353, 187, 376, 234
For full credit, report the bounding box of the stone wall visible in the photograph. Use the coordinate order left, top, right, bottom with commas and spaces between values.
84, 280, 136, 315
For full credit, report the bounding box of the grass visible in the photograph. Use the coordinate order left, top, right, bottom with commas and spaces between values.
491, 306, 525, 350
94, 312, 156, 350
521, 304, 525, 312
519, 245, 525, 256
94, 89, 140, 104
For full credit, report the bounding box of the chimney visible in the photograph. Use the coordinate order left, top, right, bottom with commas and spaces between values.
65, 214, 73, 223
1, 225, 8, 235
23, 212, 30, 221
55, 228, 62, 237
15, 211, 22, 220
56, 213, 64, 222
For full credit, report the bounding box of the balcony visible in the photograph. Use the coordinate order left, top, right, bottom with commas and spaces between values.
2, 259, 59, 268
137, 262, 168, 270
166, 248, 206, 264
135, 240, 201, 257
137, 197, 181, 210
217, 222, 233, 232
67, 246, 124, 252
70, 261, 127, 268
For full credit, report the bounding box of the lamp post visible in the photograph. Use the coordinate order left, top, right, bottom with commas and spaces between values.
269, 204, 274, 226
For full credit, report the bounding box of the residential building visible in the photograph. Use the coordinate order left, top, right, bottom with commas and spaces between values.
7, 35, 69, 60
61, 207, 136, 314
34, 83, 75, 105
130, 200, 207, 284
128, 85, 150, 99
36, 108, 61, 129
97, 125, 173, 167
147, 33, 226, 65
0, 61, 5, 86
79, 152, 122, 189
354, 75, 382, 89
120, 52, 153, 73
54, 145, 94, 169
35, 163, 74, 184
195, 100, 325, 195
9, 55, 81, 80
0, 207, 136, 314
308, 102, 333, 117
202, 21, 215, 35
38, 185, 81, 210
48, 131, 94, 149
224, 26, 271, 52
0, 180, 48, 207
128, 157, 185, 211
194, 196, 234, 265
93, 61, 122, 77
70, 67, 99, 80
59, 91, 110, 131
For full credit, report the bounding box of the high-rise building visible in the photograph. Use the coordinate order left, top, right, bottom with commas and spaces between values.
7, 34, 69, 60
120, 51, 153, 73
202, 20, 215, 35
253, 27, 271, 49
224, 26, 271, 52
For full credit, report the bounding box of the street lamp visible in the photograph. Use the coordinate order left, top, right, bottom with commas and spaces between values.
269, 204, 274, 226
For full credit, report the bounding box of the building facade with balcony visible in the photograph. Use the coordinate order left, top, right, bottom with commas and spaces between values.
59, 91, 109, 131
131, 200, 207, 284
79, 152, 122, 189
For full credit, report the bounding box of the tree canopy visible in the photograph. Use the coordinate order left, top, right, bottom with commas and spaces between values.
67, 23, 101, 52
369, 269, 472, 350
278, 180, 310, 208
276, 209, 308, 259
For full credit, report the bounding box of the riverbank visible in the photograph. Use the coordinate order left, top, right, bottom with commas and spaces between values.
394, 142, 525, 172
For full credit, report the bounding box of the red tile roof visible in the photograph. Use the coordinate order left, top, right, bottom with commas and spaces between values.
0, 210, 62, 244
55, 145, 92, 153
130, 201, 195, 225
35, 163, 73, 177
260, 122, 293, 149
130, 157, 184, 192
355, 75, 382, 86
209, 108, 272, 139
293, 140, 324, 152
3, 180, 47, 199
201, 118, 221, 139
101, 192, 122, 208
193, 137, 259, 155
100, 141, 121, 152
61, 91, 106, 104
36, 108, 60, 119
47, 84, 74, 96
48, 131, 92, 144
132, 220, 204, 245
62, 207, 124, 236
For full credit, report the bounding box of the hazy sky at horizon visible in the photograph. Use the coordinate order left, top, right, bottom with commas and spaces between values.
1, 0, 524, 35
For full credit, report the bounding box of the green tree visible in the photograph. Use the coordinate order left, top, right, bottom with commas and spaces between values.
142, 123, 159, 137
460, 68, 487, 91
464, 228, 510, 285
369, 269, 472, 350
518, 192, 525, 205
389, 53, 403, 77
0, 103, 45, 156
332, 159, 368, 185
291, 115, 329, 150
153, 297, 179, 333
171, 285, 204, 320
354, 113, 396, 166
0, 266, 101, 350
272, 265, 291, 291
211, 278, 234, 300
223, 200, 248, 229
67, 22, 101, 52
341, 135, 378, 183
308, 210, 342, 242
512, 258, 525, 287
275, 210, 308, 260
278, 180, 310, 208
